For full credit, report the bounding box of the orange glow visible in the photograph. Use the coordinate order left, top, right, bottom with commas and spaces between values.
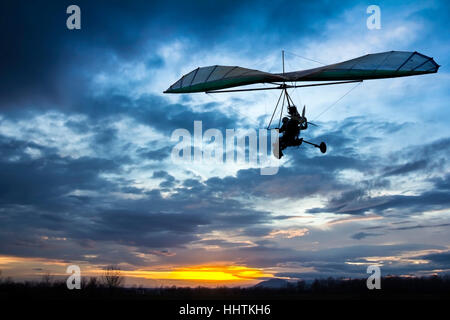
122, 265, 273, 282
0, 255, 68, 267
265, 228, 309, 239
0, 255, 273, 286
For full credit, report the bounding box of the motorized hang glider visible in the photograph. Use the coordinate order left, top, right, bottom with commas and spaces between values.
164, 51, 439, 155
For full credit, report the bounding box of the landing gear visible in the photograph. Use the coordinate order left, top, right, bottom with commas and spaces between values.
302, 140, 327, 154
319, 142, 327, 154
273, 139, 326, 159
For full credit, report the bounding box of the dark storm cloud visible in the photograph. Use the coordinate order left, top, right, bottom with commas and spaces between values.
0, 135, 53, 162
19, 191, 269, 249
382, 159, 428, 177
194, 239, 252, 248
304, 134, 450, 216
0, 135, 120, 209
228, 243, 446, 275
203, 154, 359, 200
70, 209, 209, 249
308, 189, 450, 216
421, 252, 450, 266
0, 189, 272, 264
275, 260, 445, 280
431, 174, 450, 191
0, 0, 352, 109
307, 187, 377, 214
92, 127, 118, 147
406, 137, 450, 162
379, 137, 450, 178
152, 170, 174, 180
137, 146, 172, 161
70, 93, 240, 134
349, 222, 450, 242
0, 132, 274, 262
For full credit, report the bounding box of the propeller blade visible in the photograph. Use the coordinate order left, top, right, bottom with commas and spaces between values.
302, 105, 305, 118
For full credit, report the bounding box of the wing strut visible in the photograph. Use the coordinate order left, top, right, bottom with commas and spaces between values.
205, 80, 363, 94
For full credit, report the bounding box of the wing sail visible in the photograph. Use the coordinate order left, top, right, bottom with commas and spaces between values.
164, 51, 439, 93
281, 51, 439, 81
164, 65, 285, 93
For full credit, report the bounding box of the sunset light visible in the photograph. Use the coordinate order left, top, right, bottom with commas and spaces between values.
124, 265, 274, 283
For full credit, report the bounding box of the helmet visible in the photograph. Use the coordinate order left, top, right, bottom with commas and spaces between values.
288, 106, 298, 115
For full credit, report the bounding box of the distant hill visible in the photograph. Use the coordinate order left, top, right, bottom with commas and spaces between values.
253, 278, 291, 289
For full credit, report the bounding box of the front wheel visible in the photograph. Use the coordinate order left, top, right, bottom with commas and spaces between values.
319, 142, 327, 154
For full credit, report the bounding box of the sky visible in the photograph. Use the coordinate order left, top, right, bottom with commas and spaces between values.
0, 0, 449, 287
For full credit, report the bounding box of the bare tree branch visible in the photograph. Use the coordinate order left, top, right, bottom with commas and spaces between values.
101, 265, 124, 289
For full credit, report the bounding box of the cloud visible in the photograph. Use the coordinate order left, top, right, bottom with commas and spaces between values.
137, 146, 172, 161
0, 130, 277, 262
351, 232, 384, 240
382, 159, 428, 177
305, 133, 450, 216
421, 252, 450, 266
0, 135, 120, 209
264, 228, 309, 239
391, 223, 450, 231
0, 0, 355, 109
327, 215, 383, 226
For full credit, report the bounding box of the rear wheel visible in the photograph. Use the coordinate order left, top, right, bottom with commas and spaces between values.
319, 142, 327, 154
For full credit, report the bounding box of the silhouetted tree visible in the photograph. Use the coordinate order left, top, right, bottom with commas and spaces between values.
1, 274, 450, 299
296, 280, 306, 292
86, 276, 99, 289
101, 265, 124, 288
41, 272, 53, 286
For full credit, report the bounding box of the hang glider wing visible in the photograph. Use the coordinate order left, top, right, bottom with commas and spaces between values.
282, 51, 439, 82
164, 66, 285, 93
164, 51, 439, 93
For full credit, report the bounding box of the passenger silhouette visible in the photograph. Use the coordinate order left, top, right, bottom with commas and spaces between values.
275, 105, 307, 159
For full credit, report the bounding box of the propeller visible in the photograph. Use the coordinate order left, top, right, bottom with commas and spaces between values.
302, 105, 319, 127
